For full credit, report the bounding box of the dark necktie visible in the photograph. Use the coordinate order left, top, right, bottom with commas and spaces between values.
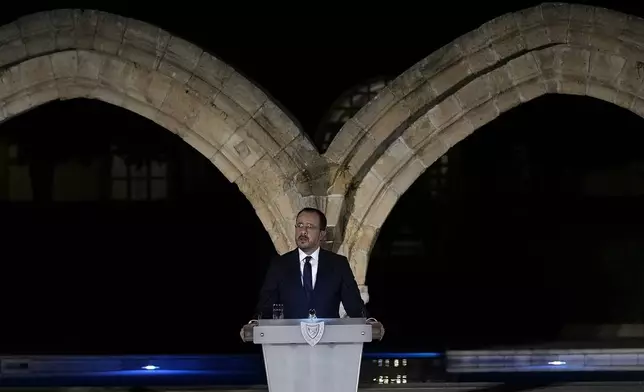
303, 256, 313, 302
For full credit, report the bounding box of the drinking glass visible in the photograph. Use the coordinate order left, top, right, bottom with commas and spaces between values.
272, 303, 284, 319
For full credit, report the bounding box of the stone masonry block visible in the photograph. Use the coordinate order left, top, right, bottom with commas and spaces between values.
418, 41, 464, 78
0, 23, 20, 45
50, 51, 78, 78
246, 155, 288, 199
390, 156, 426, 196
179, 128, 217, 162
252, 99, 300, 148
98, 55, 129, 92
186, 75, 219, 102
430, 60, 471, 97
487, 63, 515, 93
587, 83, 618, 103
283, 134, 318, 170
484, 11, 520, 42
465, 99, 500, 130
427, 95, 463, 130
163, 36, 203, 73
351, 169, 384, 220
542, 3, 571, 25
0, 39, 27, 68
467, 47, 499, 75
24, 32, 56, 56
622, 15, 644, 50
49, 9, 74, 29
146, 71, 173, 108
122, 18, 168, 55
3, 93, 34, 117
507, 52, 541, 85
402, 112, 436, 151
387, 63, 425, 99
364, 185, 398, 228
494, 87, 522, 113
523, 26, 551, 50
56, 28, 77, 51
221, 71, 267, 115
366, 99, 411, 144
589, 52, 626, 84
614, 58, 644, 96
194, 52, 234, 89
515, 6, 544, 30
324, 119, 364, 164
438, 116, 475, 149
123, 63, 155, 101
0, 67, 21, 98
371, 137, 413, 182
190, 104, 235, 149
77, 50, 102, 81
558, 47, 591, 75
344, 133, 378, 176
160, 81, 202, 125
400, 81, 437, 115
593, 7, 626, 36
238, 118, 281, 158
221, 128, 266, 174
353, 87, 396, 130
458, 26, 488, 54
517, 78, 548, 101
29, 81, 59, 107
19, 56, 54, 90
492, 32, 527, 60
455, 74, 494, 111
211, 151, 242, 183
121, 94, 161, 123
72, 10, 99, 49
17, 12, 51, 37
96, 12, 127, 42
118, 43, 161, 70
213, 91, 251, 130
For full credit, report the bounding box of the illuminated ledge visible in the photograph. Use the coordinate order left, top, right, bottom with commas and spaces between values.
447, 348, 644, 373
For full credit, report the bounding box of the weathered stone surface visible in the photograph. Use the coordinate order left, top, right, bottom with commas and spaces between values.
0, 10, 311, 255
3, 4, 644, 293
331, 4, 644, 287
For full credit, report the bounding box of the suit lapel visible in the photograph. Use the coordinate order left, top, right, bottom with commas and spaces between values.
291, 251, 303, 290
314, 249, 329, 292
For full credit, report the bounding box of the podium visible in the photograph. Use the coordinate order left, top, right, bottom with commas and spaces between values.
241, 318, 384, 392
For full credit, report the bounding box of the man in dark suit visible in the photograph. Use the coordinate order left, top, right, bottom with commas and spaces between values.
254, 207, 367, 319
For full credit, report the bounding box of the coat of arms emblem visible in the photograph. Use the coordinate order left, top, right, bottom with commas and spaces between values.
300, 321, 325, 346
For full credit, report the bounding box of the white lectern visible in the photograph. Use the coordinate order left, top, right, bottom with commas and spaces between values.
241, 318, 384, 392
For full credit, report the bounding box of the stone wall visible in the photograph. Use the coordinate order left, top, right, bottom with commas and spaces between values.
2, 4, 644, 301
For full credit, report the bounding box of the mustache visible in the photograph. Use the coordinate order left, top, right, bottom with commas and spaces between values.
298, 235, 309, 240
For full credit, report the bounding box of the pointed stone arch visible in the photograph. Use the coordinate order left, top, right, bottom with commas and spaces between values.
0, 9, 318, 252
328, 3, 644, 285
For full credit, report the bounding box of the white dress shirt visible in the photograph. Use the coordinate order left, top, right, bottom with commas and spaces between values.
298, 247, 320, 289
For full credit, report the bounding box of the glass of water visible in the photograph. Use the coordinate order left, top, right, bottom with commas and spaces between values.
272, 303, 284, 319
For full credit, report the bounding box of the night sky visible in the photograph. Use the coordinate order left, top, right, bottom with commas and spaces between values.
1, 0, 644, 355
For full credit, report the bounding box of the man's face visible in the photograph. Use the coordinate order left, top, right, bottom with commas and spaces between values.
295, 211, 325, 252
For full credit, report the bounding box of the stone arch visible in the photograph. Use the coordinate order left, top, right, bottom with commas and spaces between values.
330, 3, 644, 285
0, 9, 317, 252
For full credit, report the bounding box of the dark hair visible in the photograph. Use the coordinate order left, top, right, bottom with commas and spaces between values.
297, 207, 327, 231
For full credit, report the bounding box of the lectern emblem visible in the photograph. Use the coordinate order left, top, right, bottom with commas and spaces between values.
300, 321, 325, 346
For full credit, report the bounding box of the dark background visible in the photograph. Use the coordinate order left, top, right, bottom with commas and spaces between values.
0, 0, 643, 354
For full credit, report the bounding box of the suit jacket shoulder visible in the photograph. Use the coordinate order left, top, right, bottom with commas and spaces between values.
278, 249, 298, 260
319, 248, 347, 262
